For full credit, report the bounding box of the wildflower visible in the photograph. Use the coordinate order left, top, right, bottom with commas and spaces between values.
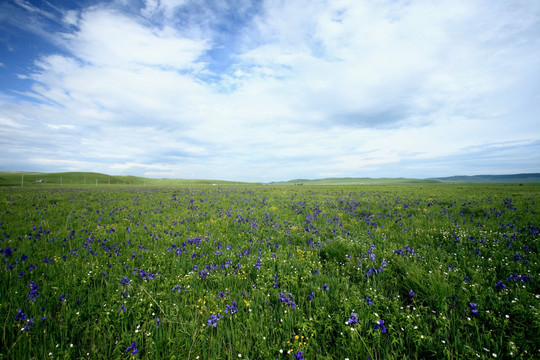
21, 318, 35, 332
313, 269, 319, 275
496, 280, 506, 290
59, 294, 68, 302
126, 342, 138, 354
120, 304, 126, 312
279, 292, 296, 309
120, 277, 130, 286
14, 309, 26, 321
364, 296, 372, 305
322, 283, 329, 291
467, 303, 479, 317
308, 291, 315, 300
225, 300, 238, 314
446, 294, 457, 308
375, 319, 387, 333
294, 350, 305, 360
408, 289, 415, 298
155, 318, 162, 328
27, 281, 40, 302
347, 312, 359, 325
207, 313, 221, 327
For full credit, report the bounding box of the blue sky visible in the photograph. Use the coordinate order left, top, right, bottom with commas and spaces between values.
1, 0, 539, 182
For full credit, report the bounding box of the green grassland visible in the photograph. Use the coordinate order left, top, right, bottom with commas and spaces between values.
0, 182, 539, 359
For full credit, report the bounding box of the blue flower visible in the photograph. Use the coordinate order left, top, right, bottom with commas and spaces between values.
347, 312, 359, 324
21, 318, 35, 332
467, 302, 479, 317
14, 309, 26, 321
207, 313, 222, 327
279, 292, 296, 309
375, 319, 387, 333
322, 283, 329, 291
408, 289, 415, 298
120, 277, 130, 286
225, 300, 238, 314
126, 342, 138, 354
27, 281, 40, 302
364, 296, 372, 305
294, 350, 304, 360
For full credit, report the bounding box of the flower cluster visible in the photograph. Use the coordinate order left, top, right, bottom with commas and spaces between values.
375, 319, 387, 333
507, 274, 532, 282
14, 309, 26, 321
322, 283, 329, 291
27, 281, 40, 302
467, 302, 479, 317
393, 245, 415, 255
126, 342, 138, 354
446, 294, 457, 308
346, 312, 358, 325
364, 296, 372, 305
278, 292, 296, 309
225, 300, 238, 314
207, 313, 222, 327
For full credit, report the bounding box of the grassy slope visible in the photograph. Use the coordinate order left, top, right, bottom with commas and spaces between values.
0, 172, 258, 187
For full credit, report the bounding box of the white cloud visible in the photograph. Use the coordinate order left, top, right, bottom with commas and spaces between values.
62, 10, 79, 26
63, 8, 209, 70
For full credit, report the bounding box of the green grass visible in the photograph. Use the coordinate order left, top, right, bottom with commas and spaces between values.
0, 183, 538, 359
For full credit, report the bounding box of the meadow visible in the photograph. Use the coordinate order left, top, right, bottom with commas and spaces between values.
0, 183, 538, 359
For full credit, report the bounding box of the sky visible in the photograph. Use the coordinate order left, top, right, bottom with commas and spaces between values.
0, 0, 539, 182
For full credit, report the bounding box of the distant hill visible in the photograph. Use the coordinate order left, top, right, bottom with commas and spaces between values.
268, 177, 442, 185
430, 173, 540, 184
269, 174, 540, 185
0, 172, 258, 187
1, 171, 539, 187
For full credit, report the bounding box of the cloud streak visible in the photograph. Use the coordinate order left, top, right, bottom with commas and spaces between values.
0, 0, 539, 181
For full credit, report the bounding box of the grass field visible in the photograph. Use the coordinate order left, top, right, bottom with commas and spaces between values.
0, 182, 538, 359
